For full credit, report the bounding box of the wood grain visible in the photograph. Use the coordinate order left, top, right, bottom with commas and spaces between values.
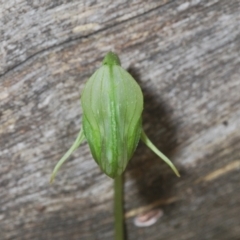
0, 0, 240, 239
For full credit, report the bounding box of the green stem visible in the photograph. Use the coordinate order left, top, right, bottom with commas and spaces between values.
114, 175, 124, 240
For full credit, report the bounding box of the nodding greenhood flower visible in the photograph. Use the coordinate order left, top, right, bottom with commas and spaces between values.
50, 52, 180, 182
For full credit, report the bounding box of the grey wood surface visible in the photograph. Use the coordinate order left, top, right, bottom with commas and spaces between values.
1, 0, 240, 239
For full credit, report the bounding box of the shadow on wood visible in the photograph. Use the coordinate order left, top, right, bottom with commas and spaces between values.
126, 66, 180, 207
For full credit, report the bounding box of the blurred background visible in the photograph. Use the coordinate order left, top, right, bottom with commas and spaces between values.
0, 0, 240, 239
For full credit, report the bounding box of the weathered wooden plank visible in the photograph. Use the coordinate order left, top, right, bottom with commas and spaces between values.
0, 0, 169, 75
0, 0, 240, 239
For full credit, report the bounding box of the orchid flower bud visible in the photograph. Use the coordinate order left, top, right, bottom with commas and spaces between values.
50, 52, 179, 182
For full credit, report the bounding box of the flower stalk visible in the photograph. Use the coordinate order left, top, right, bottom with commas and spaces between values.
114, 175, 124, 240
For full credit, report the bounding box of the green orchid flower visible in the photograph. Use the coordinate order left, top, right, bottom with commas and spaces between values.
50, 52, 179, 182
